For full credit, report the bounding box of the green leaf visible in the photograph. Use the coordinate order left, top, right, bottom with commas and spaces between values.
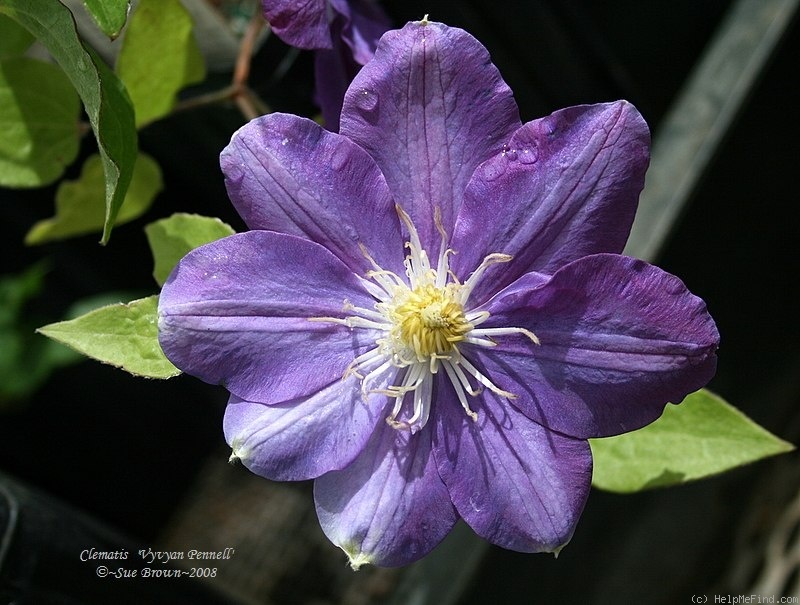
26, 152, 162, 244
82, 0, 130, 40
116, 0, 205, 128
37, 295, 180, 379
0, 0, 137, 244
0, 13, 34, 57
144, 213, 236, 286
0, 56, 80, 187
590, 389, 795, 493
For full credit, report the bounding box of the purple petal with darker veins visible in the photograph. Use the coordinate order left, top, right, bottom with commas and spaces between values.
453, 102, 650, 302
473, 253, 719, 438
221, 112, 404, 275
225, 379, 389, 481
261, 0, 332, 50
340, 20, 521, 252
434, 382, 592, 553
158, 231, 380, 405
315, 417, 458, 567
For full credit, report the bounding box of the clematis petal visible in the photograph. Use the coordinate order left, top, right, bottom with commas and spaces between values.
329, 0, 391, 65
261, 0, 332, 50
159, 231, 380, 405
314, 419, 458, 568
225, 379, 389, 481
221, 113, 404, 275
474, 253, 719, 438
313, 1, 389, 131
313, 38, 359, 132
434, 383, 592, 553
452, 102, 649, 303
340, 20, 521, 252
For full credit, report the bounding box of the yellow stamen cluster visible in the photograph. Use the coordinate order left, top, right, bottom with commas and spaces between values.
390, 283, 472, 362
309, 204, 539, 433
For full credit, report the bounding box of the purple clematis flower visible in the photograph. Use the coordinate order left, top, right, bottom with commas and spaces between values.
261, 0, 391, 130
158, 19, 719, 568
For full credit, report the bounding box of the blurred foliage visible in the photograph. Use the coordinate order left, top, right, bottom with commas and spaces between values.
116, 0, 206, 128
26, 152, 162, 244
0, 264, 79, 405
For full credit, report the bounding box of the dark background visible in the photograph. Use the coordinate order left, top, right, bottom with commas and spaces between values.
1, 0, 798, 603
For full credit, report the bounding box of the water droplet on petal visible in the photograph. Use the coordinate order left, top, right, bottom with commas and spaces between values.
469, 494, 483, 512
355, 89, 379, 114
518, 144, 539, 165
281, 137, 289, 146
330, 145, 349, 171
503, 146, 518, 161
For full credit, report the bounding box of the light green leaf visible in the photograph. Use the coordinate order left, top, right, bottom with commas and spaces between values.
82, 0, 130, 40
116, 0, 205, 128
590, 389, 794, 493
37, 295, 180, 379
0, 0, 137, 244
0, 13, 34, 57
0, 56, 80, 187
144, 213, 235, 286
26, 152, 162, 244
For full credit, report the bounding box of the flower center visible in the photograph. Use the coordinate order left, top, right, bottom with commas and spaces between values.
391, 283, 471, 361
310, 205, 539, 434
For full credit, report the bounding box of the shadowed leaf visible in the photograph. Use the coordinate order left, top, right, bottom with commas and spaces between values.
0, 0, 137, 243
0, 56, 80, 186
